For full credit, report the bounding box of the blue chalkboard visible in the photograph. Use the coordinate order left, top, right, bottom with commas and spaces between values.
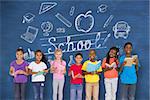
0, 0, 149, 100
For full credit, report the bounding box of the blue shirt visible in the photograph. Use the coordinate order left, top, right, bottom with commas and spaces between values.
119, 55, 141, 84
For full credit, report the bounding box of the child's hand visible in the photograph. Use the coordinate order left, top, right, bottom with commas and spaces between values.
77, 74, 84, 78
108, 67, 113, 70
133, 58, 138, 66
60, 69, 66, 74
51, 67, 57, 73
122, 61, 127, 66
44, 69, 49, 73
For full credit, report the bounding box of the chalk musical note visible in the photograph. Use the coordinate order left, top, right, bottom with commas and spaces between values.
95, 32, 101, 48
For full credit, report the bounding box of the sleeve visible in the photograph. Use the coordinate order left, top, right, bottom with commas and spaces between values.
101, 58, 106, 68
68, 65, 73, 73
28, 62, 33, 70
118, 56, 125, 68
10, 61, 15, 67
24, 61, 29, 67
82, 61, 88, 71
42, 62, 47, 70
62, 60, 66, 67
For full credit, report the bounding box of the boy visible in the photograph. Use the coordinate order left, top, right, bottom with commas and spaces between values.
69, 53, 83, 100
119, 42, 140, 100
82, 49, 102, 100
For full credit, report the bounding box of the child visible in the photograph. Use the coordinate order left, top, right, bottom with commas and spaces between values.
28, 50, 48, 100
82, 49, 102, 100
69, 53, 83, 100
102, 47, 119, 100
119, 42, 140, 100
50, 48, 66, 100
9, 48, 29, 100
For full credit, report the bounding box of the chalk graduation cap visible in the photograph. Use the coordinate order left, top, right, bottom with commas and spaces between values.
39, 2, 57, 15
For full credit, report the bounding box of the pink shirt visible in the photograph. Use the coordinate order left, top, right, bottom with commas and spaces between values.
50, 60, 66, 80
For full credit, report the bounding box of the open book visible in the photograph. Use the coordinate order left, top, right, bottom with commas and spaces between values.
124, 55, 138, 66
34, 71, 45, 77
86, 60, 101, 72
105, 62, 117, 68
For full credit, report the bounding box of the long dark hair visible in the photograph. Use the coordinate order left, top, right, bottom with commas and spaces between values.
35, 50, 48, 65
106, 47, 119, 64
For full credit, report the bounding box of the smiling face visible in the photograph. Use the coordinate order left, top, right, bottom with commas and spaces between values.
35, 52, 43, 62
124, 44, 132, 55
75, 55, 83, 64
55, 51, 62, 60
89, 50, 96, 60
109, 49, 117, 58
16, 51, 24, 60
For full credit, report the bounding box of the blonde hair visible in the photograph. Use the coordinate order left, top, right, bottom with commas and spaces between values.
54, 48, 63, 64
54, 48, 63, 54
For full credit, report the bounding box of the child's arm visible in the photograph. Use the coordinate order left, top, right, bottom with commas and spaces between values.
17, 66, 29, 75
28, 69, 39, 75
17, 66, 29, 76
103, 67, 113, 72
43, 69, 50, 73
61, 67, 66, 74
133, 57, 139, 71
50, 66, 56, 73
119, 61, 127, 72
82, 71, 93, 75
70, 71, 83, 79
9, 66, 15, 76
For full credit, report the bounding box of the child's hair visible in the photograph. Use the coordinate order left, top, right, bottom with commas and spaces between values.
35, 50, 48, 65
54, 48, 63, 54
75, 52, 83, 58
16, 48, 24, 53
124, 42, 133, 48
106, 47, 119, 64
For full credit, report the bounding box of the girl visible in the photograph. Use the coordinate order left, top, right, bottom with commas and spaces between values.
102, 47, 119, 100
28, 50, 48, 100
9, 48, 29, 100
119, 42, 140, 100
50, 48, 66, 100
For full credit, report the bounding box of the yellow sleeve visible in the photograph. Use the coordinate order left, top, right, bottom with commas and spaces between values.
82, 61, 88, 71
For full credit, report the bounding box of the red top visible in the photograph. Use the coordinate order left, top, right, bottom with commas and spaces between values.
69, 64, 83, 84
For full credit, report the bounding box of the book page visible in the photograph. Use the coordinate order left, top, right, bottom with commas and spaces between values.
124, 57, 133, 66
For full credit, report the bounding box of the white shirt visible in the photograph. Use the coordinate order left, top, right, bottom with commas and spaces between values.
28, 61, 47, 82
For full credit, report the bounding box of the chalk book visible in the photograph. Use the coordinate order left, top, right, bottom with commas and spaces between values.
86, 60, 101, 72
